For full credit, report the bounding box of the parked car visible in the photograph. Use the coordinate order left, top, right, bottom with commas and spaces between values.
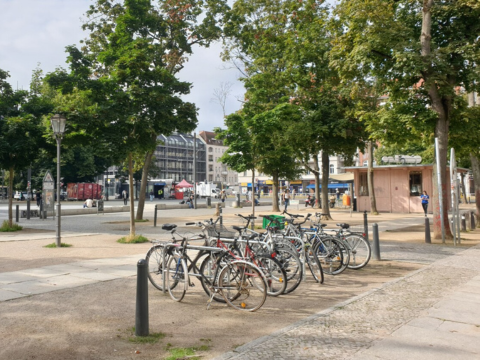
14, 191, 29, 201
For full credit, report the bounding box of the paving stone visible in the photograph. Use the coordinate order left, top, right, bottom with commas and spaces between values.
0, 289, 28, 301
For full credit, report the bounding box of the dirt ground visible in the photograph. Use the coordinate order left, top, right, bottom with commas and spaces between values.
1, 210, 479, 360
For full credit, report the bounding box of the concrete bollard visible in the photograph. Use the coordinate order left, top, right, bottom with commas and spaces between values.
461, 214, 467, 232
153, 205, 158, 227
15, 205, 19, 223
206, 197, 211, 208
363, 211, 369, 241
425, 217, 431, 244
372, 223, 381, 260
215, 202, 220, 217
471, 211, 476, 230
135, 259, 149, 337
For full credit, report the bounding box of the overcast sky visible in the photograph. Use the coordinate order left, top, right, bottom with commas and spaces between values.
0, 0, 244, 131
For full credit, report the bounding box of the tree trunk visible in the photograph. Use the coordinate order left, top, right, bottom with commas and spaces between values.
321, 151, 331, 218
135, 150, 154, 220
312, 154, 321, 209
272, 172, 280, 212
470, 153, 480, 228
251, 168, 256, 219
421, 0, 452, 239
8, 167, 13, 227
367, 142, 378, 215
128, 153, 136, 238
460, 172, 467, 204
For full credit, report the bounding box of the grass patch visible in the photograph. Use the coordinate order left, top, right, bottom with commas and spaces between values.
135, 219, 149, 223
44, 242, 72, 248
117, 235, 149, 244
164, 346, 209, 360
128, 327, 167, 344
0, 220, 23, 232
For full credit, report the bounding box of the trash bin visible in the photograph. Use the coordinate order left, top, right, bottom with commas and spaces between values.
353, 198, 357, 211
343, 194, 351, 206
97, 200, 104, 212
262, 215, 285, 229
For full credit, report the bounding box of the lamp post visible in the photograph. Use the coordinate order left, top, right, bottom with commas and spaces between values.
50, 114, 66, 247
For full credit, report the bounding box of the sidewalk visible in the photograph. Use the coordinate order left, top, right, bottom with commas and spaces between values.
215, 244, 480, 360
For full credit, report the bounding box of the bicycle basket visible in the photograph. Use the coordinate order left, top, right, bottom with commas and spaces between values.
206, 224, 237, 238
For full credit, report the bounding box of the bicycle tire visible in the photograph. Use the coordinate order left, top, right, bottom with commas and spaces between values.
345, 234, 371, 269
145, 245, 167, 291
306, 246, 324, 284
218, 261, 267, 312
199, 253, 226, 303
166, 254, 188, 302
254, 255, 287, 297
313, 237, 346, 275
273, 242, 303, 294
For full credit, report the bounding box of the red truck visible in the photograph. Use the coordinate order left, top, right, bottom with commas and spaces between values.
67, 183, 103, 201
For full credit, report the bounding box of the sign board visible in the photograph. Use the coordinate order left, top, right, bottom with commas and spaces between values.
42, 171, 55, 212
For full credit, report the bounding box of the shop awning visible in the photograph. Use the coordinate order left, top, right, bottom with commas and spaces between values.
306, 183, 350, 189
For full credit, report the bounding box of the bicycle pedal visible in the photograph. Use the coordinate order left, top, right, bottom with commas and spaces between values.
189, 282, 195, 287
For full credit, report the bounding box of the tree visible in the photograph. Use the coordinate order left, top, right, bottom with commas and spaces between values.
0, 69, 46, 227
78, 0, 229, 221
331, 0, 480, 239
48, 0, 202, 239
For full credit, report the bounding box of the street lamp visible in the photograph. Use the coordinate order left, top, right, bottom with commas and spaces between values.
50, 114, 66, 247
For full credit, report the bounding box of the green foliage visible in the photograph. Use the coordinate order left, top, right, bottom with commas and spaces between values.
44, 242, 73, 248
0, 221, 22, 232
117, 235, 149, 243
127, 327, 165, 344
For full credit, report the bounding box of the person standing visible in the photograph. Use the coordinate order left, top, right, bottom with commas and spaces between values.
149, 190, 154, 201
122, 190, 128, 205
282, 189, 290, 212
221, 190, 227, 203
420, 190, 429, 216
292, 188, 296, 199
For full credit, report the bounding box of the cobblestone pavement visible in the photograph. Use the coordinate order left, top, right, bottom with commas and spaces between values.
215, 245, 480, 360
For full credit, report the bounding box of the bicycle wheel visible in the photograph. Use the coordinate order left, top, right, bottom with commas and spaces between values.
218, 261, 267, 312
313, 237, 346, 275
306, 246, 324, 284
166, 254, 188, 302
254, 255, 287, 296
345, 234, 371, 269
199, 254, 226, 303
274, 242, 303, 294
145, 245, 167, 291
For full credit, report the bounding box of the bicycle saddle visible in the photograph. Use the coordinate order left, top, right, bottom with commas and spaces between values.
162, 224, 177, 231
336, 223, 350, 229
232, 225, 244, 232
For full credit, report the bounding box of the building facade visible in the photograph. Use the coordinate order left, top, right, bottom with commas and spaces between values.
198, 131, 238, 188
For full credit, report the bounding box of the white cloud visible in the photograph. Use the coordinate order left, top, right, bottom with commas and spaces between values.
0, 0, 243, 130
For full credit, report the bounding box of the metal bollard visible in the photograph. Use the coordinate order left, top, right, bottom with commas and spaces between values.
461, 215, 467, 232
363, 211, 369, 241
15, 205, 19, 223
372, 223, 381, 260
153, 205, 158, 227
219, 205, 223, 226
471, 212, 476, 230
135, 259, 149, 337
425, 217, 431, 244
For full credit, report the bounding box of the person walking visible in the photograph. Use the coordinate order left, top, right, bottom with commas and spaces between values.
122, 190, 128, 205
420, 190, 429, 216
149, 190, 154, 201
221, 190, 227, 203
292, 188, 296, 199
282, 189, 290, 212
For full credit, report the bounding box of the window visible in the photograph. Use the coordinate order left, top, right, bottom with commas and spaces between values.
409, 171, 422, 196
359, 173, 369, 196
329, 164, 335, 174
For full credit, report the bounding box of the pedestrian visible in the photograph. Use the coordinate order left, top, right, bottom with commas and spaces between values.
282, 189, 290, 212
149, 190, 154, 201
221, 190, 226, 203
83, 198, 93, 208
186, 195, 194, 209
122, 190, 128, 205
36, 192, 42, 207
330, 194, 336, 208
420, 190, 429, 216
158, 188, 163, 199
336, 188, 340, 200
292, 188, 296, 199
